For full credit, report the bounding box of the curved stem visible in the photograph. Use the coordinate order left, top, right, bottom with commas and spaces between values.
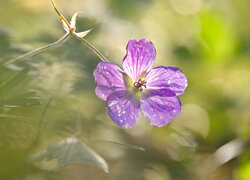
49, 0, 109, 62
4, 33, 70, 66
72, 34, 108, 62
49, 0, 71, 29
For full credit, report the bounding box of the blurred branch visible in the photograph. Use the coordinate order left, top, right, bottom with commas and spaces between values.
215, 139, 244, 165
196, 139, 245, 178
4, 33, 70, 66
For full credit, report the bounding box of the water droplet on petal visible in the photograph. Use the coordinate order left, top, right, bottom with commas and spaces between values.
108, 101, 116, 107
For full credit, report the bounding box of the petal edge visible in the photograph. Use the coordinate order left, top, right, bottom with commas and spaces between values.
93, 62, 126, 100
140, 89, 181, 127
122, 39, 156, 82
146, 66, 188, 95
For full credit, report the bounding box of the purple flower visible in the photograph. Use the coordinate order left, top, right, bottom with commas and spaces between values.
93, 39, 187, 128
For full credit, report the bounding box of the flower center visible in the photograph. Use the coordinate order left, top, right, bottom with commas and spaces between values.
133, 79, 146, 92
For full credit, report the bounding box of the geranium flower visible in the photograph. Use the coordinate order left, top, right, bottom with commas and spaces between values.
93, 39, 187, 128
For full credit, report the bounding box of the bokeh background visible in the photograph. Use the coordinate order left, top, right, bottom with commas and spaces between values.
0, 0, 250, 179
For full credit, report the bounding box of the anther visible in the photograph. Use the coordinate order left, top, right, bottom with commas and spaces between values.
133, 79, 147, 91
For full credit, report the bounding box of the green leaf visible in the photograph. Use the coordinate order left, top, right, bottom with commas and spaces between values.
238, 160, 250, 180
200, 12, 237, 61
30, 137, 109, 173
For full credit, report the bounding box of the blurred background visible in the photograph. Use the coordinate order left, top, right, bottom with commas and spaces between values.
0, 0, 250, 179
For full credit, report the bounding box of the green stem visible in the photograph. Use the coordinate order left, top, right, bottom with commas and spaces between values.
72, 34, 108, 62
4, 33, 70, 66
49, 0, 108, 62
49, 0, 71, 29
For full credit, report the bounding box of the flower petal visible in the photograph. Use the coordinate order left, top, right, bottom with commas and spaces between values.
93, 62, 126, 100
140, 89, 181, 127
106, 91, 140, 128
123, 39, 156, 82
146, 66, 187, 95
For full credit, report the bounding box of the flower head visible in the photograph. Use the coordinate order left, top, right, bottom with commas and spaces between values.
93, 39, 187, 128
61, 12, 92, 38
49, 0, 91, 38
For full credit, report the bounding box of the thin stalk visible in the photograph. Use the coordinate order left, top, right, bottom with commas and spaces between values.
32, 96, 53, 148
49, 0, 109, 62
95, 140, 145, 151
73, 34, 108, 62
4, 33, 70, 66
49, 0, 71, 29
0, 114, 38, 125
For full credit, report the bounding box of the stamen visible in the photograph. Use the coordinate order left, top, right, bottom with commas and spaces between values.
133, 79, 147, 92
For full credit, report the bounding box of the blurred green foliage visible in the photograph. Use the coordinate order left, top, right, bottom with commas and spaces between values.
0, 0, 250, 179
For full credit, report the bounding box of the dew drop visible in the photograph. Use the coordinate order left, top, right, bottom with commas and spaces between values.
108, 101, 116, 107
